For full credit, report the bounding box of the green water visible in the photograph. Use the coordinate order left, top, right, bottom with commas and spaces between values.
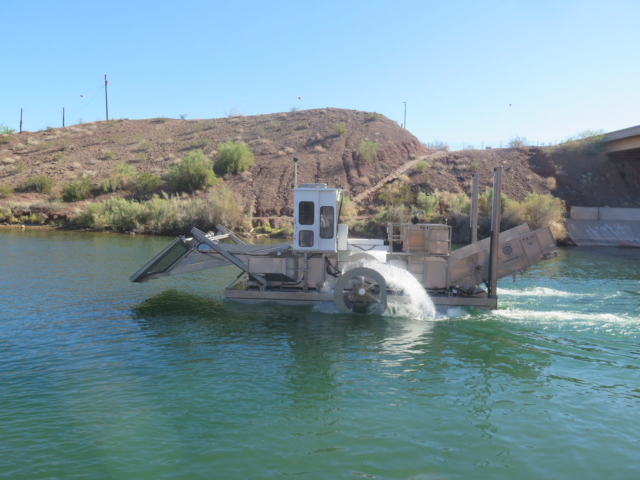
1, 229, 639, 479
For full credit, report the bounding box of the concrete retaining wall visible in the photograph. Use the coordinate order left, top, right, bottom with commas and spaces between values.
570, 207, 640, 221
568, 207, 640, 245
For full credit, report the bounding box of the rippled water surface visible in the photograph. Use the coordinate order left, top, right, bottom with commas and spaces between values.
1, 230, 639, 479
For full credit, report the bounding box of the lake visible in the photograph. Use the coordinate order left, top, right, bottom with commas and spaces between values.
1, 229, 639, 479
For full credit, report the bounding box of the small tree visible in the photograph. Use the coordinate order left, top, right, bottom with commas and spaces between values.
508, 136, 527, 148
168, 149, 217, 193
216, 141, 255, 174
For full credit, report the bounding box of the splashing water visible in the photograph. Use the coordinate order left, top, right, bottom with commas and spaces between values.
322, 259, 436, 319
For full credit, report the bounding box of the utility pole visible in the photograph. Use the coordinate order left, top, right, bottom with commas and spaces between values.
62, 107, 65, 127
104, 74, 109, 121
19, 108, 23, 133
403, 102, 407, 130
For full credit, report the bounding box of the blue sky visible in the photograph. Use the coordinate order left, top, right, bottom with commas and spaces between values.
2, 0, 638, 149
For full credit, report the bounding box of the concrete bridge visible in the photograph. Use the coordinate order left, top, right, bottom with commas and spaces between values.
605, 124, 640, 160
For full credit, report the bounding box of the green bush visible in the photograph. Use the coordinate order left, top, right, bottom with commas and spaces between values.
0, 123, 15, 134
216, 141, 255, 174
168, 149, 217, 193
417, 191, 440, 219
102, 162, 137, 192
478, 188, 510, 216
446, 192, 471, 215
0, 184, 13, 198
378, 180, 412, 206
0, 205, 11, 221
414, 160, 429, 172
365, 112, 381, 122
136, 172, 163, 192
334, 123, 347, 135
190, 138, 210, 149
62, 176, 93, 202
72, 184, 243, 233
359, 140, 379, 163
22, 175, 54, 194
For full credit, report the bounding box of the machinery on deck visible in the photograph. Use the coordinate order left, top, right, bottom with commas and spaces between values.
130, 167, 558, 314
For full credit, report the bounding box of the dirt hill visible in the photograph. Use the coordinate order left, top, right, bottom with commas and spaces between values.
1, 108, 637, 223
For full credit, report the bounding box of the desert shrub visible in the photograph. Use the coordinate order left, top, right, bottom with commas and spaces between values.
102, 150, 114, 160
334, 123, 347, 135
0, 124, 16, 135
137, 139, 151, 151
359, 140, 379, 163
52, 153, 66, 162
508, 136, 528, 148
190, 138, 210, 149
167, 149, 217, 193
0, 184, 13, 198
296, 122, 309, 130
340, 196, 358, 217
520, 193, 565, 231
271, 219, 294, 238
378, 179, 412, 206
136, 172, 163, 192
544, 177, 557, 190
365, 112, 380, 122
216, 141, 255, 174
446, 192, 471, 215
0, 205, 11, 221
423, 140, 449, 151
22, 175, 54, 194
0, 135, 12, 145
552, 130, 607, 155
74, 184, 243, 233
478, 188, 511, 216
417, 191, 440, 219
61, 176, 92, 202
374, 205, 409, 226
414, 160, 429, 171
102, 161, 137, 192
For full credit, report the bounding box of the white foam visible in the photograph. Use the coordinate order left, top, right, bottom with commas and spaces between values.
492, 308, 633, 324
321, 259, 436, 320
497, 287, 587, 298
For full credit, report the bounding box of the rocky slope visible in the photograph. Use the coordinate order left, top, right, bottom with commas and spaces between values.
1, 108, 637, 222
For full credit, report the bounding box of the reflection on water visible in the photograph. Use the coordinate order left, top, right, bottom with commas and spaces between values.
1, 230, 640, 479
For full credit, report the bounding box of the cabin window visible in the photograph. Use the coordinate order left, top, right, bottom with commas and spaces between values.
299, 201, 314, 225
299, 230, 314, 247
320, 206, 334, 239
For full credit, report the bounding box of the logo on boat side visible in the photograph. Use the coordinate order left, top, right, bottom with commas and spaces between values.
502, 244, 513, 256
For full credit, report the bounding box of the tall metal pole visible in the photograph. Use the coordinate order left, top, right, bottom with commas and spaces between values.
19, 108, 23, 133
470, 173, 479, 244
293, 157, 299, 188
488, 167, 503, 300
403, 102, 407, 130
104, 74, 109, 121
62, 107, 65, 127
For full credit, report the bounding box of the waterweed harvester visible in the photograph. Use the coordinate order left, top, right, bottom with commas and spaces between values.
131, 165, 558, 314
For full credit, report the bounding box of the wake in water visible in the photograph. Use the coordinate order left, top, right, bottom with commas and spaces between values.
497, 287, 590, 298
320, 259, 436, 320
